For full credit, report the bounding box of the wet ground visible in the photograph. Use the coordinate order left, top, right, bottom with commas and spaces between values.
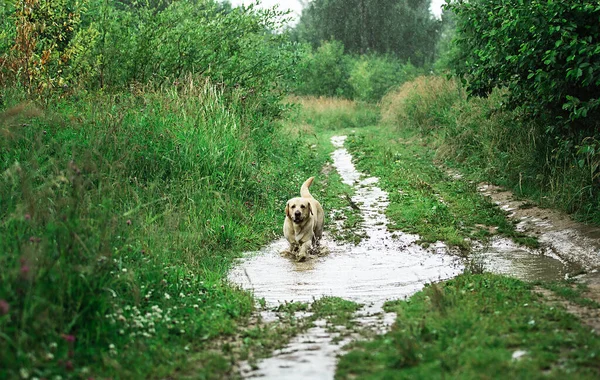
228, 136, 599, 379
477, 183, 600, 271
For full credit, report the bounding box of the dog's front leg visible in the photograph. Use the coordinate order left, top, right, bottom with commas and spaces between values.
297, 241, 312, 262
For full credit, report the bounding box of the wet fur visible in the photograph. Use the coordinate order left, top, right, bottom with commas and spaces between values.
283, 177, 324, 261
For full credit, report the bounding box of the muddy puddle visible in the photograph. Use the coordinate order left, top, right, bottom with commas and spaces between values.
472, 237, 581, 282
476, 183, 600, 273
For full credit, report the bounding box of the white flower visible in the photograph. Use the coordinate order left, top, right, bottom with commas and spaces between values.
45, 352, 54, 360
164, 293, 171, 300
19, 368, 29, 379
109, 344, 115, 350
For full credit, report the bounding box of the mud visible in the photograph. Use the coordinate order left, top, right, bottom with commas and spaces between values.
478, 183, 600, 271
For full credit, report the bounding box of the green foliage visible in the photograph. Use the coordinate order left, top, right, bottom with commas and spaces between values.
0, 81, 328, 378
381, 76, 600, 224
294, 0, 441, 66
349, 55, 420, 102
447, 0, 600, 133
1, 0, 294, 118
293, 40, 353, 98
292, 42, 422, 102
337, 274, 600, 378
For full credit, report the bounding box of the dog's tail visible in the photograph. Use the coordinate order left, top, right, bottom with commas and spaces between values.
300, 177, 315, 198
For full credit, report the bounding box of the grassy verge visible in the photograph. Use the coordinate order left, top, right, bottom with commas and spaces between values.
380, 75, 600, 225
336, 274, 600, 379
0, 85, 337, 379
343, 125, 535, 252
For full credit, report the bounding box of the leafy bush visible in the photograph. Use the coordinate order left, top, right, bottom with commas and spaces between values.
293, 40, 353, 98
349, 55, 420, 102
447, 0, 600, 133
1, 0, 293, 117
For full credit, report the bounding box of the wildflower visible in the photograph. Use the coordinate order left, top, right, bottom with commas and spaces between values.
64, 360, 74, 371
126, 219, 132, 226
46, 352, 54, 360
164, 293, 171, 300
19, 368, 28, 379
61, 334, 76, 343
122, 268, 127, 273
0, 300, 9, 315
49, 342, 57, 350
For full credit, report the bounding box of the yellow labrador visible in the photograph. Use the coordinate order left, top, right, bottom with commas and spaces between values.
283, 177, 324, 261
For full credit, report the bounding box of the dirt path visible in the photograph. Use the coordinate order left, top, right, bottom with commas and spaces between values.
228, 136, 600, 379
229, 136, 463, 378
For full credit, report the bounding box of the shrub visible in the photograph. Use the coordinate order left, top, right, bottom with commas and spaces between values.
293, 40, 353, 98
348, 55, 420, 102
447, 0, 600, 133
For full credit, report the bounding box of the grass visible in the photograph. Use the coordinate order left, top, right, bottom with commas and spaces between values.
0, 83, 338, 379
380, 75, 600, 225
343, 125, 535, 252
336, 274, 600, 379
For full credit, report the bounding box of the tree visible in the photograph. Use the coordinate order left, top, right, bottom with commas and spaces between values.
293, 0, 441, 66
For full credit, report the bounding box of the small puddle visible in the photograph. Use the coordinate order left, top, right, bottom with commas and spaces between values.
476, 183, 600, 273
229, 136, 463, 379
473, 237, 580, 282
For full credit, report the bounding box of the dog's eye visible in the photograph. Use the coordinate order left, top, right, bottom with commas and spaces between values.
291, 205, 295, 209
301, 205, 305, 209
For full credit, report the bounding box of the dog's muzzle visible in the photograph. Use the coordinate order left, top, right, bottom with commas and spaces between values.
293, 211, 303, 223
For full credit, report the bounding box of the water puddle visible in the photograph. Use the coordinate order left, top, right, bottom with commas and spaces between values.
473, 237, 580, 282
229, 136, 463, 379
477, 183, 600, 271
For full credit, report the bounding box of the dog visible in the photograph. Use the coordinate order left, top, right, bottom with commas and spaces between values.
283, 177, 324, 261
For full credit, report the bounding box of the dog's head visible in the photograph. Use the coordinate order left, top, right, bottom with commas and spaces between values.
285, 197, 313, 224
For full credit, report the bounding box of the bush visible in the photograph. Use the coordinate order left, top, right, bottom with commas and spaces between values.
0, 0, 293, 118
349, 56, 421, 102
447, 0, 600, 133
293, 40, 353, 98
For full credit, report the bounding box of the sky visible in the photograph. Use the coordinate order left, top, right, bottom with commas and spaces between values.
228, 0, 446, 24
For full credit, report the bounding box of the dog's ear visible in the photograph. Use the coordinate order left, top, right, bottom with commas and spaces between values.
285, 203, 290, 219
308, 202, 313, 215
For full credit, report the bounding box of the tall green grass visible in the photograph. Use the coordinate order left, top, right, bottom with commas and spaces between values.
0, 80, 327, 378
381, 76, 600, 224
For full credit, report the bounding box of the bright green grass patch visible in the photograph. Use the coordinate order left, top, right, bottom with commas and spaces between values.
336, 274, 600, 379
344, 125, 536, 252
